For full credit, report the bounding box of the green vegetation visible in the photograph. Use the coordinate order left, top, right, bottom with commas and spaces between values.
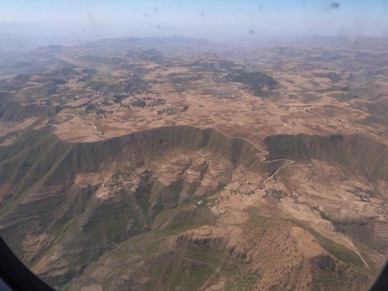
0, 128, 72, 216
309, 228, 364, 268
156, 254, 216, 291
286, 218, 369, 273
226, 70, 279, 96
244, 206, 270, 226
0, 100, 54, 122
77, 226, 220, 290
244, 207, 366, 272
224, 265, 260, 291
0, 125, 378, 289
334, 221, 378, 249
310, 255, 371, 290
153, 199, 215, 233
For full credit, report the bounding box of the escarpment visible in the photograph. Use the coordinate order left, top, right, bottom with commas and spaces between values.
0, 125, 386, 289
265, 133, 388, 182
0, 125, 262, 287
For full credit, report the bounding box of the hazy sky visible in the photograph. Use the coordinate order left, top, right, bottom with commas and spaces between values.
1, 0, 388, 42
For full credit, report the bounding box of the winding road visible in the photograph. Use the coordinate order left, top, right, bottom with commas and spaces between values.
213, 126, 295, 186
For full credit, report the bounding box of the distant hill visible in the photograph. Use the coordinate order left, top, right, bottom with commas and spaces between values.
68, 35, 229, 56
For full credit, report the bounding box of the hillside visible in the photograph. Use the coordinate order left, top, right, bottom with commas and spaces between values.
0, 126, 386, 289
0, 36, 387, 290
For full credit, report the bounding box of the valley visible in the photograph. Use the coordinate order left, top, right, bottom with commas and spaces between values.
0, 36, 387, 290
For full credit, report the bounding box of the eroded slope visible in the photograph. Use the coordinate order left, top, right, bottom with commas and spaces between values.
0, 126, 387, 290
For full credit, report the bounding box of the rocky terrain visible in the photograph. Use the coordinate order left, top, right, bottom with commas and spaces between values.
0, 36, 387, 290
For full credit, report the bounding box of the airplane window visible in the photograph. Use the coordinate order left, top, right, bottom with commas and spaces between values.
0, 1, 387, 290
